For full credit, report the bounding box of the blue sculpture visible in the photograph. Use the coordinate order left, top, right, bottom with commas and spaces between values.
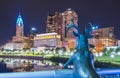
63, 19, 100, 78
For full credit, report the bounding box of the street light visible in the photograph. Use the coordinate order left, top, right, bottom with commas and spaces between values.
92, 26, 99, 30
89, 22, 99, 45
31, 27, 36, 31
29, 27, 37, 38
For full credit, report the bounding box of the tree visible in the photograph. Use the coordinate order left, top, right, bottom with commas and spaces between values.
61, 47, 66, 52
102, 48, 108, 53
89, 44, 96, 53
109, 48, 114, 53
105, 48, 114, 56
102, 48, 108, 56
89, 44, 95, 48
70, 48, 75, 52
115, 47, 120, 53
55, 47, 60, 54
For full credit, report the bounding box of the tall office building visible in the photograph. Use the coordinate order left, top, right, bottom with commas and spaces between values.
46, 8, 78, 49
62, 8, 78, 49
46, 12, 63, 35
46, 9, 78, 39
62, 8, 78, 39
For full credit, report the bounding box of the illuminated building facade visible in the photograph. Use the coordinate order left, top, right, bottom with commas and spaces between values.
46, 8, 78, 49
4, 42, 24, 50
88, 27, 117, 52
62, 8, 78, 49
46, 12, 63, 38
12, 13, 24, 42
97, 27, 114, 38
34, 33, 61, 49
4, 14, 26, 50
62, 8, 78, 39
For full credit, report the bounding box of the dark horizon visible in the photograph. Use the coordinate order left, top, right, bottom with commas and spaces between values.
0, 0, 120, 45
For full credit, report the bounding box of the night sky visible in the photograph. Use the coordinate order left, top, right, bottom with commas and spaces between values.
0, 0, 120, 45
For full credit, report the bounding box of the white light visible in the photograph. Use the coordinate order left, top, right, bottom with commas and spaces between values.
99, 52, 103, 57
71, 65, 74, 68
70, 53, 73, 55
36, 33, 57, 37
95, 53, 99, 57
62, 13, 64, 15
31, 27, 36, 31
117, 52, 120, 55
110, 54, 115, 58
59, 63, 63, 67
92, 27, 95, 30
68, 65, 71, 68
68, 11, 72, 13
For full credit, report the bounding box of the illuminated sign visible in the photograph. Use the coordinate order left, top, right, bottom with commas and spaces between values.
34, 33, 60, 40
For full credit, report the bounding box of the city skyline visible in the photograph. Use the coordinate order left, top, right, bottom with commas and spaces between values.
0, 0, 120, 45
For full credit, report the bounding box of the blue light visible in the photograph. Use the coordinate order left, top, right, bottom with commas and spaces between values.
16, 14, 24, 26
92, 26, 99, 30
96, 26, 98, 29
92, 27, 95, 30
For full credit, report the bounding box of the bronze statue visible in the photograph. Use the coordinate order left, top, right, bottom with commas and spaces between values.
63, 19, 100, 78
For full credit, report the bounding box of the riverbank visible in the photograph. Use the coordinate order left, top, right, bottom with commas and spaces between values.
1, 54, 120, 68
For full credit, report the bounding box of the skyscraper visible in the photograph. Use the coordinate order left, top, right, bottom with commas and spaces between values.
46, 12, 63, 37
62, 8, 78, 49
62, 8, 78, 39
46, 9, 78, 40
46, 8, 78, 49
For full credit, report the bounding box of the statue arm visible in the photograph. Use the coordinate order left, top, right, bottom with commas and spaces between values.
63, 55, 74, 69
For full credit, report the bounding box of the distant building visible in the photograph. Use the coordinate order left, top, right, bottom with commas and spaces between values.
46, 8, 78, 49
62, 8, 78, 39
88, 27, 117, 52
3, 13, 31, 50
12, 13, 24, 43
62, 8, 78, 49
46, 12, 63, 35
34, 33, 61, 49
4, 42, 24, 50
95, 27, 114, 38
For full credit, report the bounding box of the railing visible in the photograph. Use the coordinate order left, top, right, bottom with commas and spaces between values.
0, 69, 120, 78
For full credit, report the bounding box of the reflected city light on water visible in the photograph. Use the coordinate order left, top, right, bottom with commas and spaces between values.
0, 58, 63, 72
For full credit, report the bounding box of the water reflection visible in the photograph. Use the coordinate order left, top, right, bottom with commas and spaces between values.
0, 58, 63, 72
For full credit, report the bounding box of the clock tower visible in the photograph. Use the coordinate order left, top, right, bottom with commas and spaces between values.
16, 13, 24, 37
12, 13, 24, 42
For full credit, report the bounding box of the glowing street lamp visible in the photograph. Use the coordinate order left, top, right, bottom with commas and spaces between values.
89, 22, 99, 30
92, 25, 99, 30
31, 27, 36, 31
